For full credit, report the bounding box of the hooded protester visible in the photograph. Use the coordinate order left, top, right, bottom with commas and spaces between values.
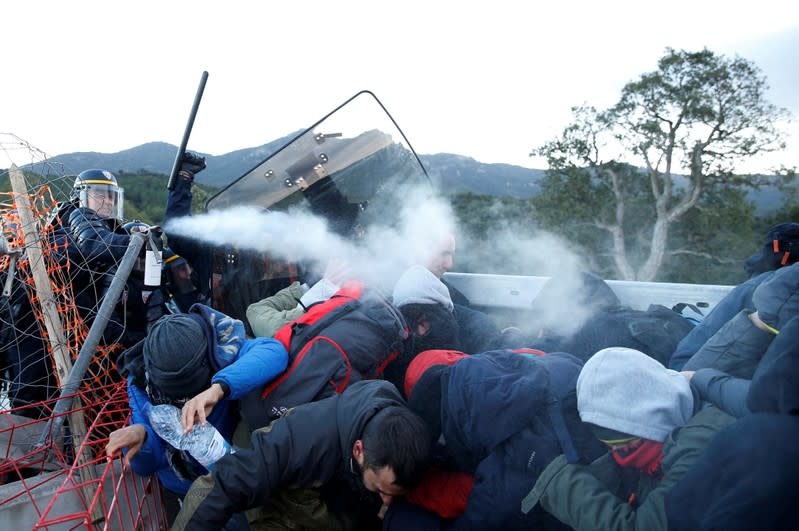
106, 305, 288, 523
384, 348, 604, 530
684, 305, 799, 419
521, 347, 735, 531
384, 265, 465, 391
682, 261, 799, 380
666, 316, 799, 531
669, 222, 799, 370
171, 380, 431, 531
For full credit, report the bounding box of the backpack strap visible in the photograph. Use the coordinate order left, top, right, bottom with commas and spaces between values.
542, 359, 580, 464
260, 335, 353, 400
545, 396, 580, 464
274, 281, 364, 349
291, 299, 362, 350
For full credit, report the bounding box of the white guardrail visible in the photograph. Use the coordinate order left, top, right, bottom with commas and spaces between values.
443, 272, 735, 317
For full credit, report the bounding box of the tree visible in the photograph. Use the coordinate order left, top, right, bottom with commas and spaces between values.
764, 168, 799, 227
532, 48, 791, 281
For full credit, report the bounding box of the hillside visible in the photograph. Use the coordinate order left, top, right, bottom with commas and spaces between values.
24, 134, 300, 190
27, 140, 546, 199
421, 153, 543, 198
22, 140, 780, 211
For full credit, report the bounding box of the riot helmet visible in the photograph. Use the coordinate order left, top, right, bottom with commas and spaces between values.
72, 169, 124, 220
163, 247, 205, 312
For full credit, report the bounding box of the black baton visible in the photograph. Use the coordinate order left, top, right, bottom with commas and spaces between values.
167, 70, 209, 190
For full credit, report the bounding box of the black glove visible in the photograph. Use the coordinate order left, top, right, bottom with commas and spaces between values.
144, 288, 167, 330
179, 151, 207, 178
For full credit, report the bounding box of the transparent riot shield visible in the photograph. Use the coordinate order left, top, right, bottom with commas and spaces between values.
205, 90, 433, 320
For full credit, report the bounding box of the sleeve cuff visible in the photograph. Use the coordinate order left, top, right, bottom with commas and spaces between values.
215, 380, 231, 398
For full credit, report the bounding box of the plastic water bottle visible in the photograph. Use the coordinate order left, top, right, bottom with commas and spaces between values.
147, 404, 234, 469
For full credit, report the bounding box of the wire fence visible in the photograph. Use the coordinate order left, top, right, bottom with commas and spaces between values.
1, 134, 167, 530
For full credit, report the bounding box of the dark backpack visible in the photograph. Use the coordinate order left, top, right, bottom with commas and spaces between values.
240, 281, 408, 429
529, 303, 694, 365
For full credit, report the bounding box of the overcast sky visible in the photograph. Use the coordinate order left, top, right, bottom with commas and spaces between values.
3, 1, 798, 173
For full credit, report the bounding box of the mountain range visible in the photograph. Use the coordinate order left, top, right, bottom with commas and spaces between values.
28, 139, 780, 212
30, 139, 546, 199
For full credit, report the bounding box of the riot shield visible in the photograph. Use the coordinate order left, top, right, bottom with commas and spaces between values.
205, 90, 433, 321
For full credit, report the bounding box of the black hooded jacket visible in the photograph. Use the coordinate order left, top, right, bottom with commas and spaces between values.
173, 380, 404, 530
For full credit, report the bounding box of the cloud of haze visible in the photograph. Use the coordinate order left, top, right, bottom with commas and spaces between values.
164, 187, 458, 293
165, 184, 603, 336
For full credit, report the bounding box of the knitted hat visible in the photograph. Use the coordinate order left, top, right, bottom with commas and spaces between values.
577, 347, 694, 442
392, 265, 454, 312
752, 262, 799, 333
143, 314, 210, 401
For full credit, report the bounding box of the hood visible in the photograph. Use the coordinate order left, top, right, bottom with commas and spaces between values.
577, 347, 694, 442
443, 350, 583, 455
189, 303, 247, 371
336, 380, 407, 461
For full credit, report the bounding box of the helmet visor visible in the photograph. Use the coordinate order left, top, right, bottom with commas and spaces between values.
78, 183, 124, 219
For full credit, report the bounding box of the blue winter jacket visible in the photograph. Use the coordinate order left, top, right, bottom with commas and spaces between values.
385, 350, 604, 531
126, 305, 288, 494
666, 413, 799, 531
669, 271, 772, 370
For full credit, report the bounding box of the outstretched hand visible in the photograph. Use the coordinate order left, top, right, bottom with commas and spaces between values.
181, 383, 225, 433
106, 424, 147, 466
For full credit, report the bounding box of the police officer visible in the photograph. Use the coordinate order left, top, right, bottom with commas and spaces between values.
4, 169, 132, 410
60, 169, 130, 266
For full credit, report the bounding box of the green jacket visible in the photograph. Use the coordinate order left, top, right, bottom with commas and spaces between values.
522, 406, 734, 531
246, 281, 305, 338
